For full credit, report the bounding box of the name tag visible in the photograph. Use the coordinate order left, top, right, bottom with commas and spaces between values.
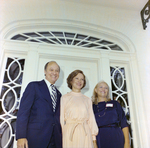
106, 103, 113, 107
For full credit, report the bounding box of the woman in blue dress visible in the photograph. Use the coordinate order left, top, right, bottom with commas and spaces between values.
92, 81, 130, 148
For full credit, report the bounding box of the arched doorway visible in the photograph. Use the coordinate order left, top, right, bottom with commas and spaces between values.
0, 20, 139, 148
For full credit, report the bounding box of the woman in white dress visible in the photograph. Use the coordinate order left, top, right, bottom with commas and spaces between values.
60, 70, 98, 148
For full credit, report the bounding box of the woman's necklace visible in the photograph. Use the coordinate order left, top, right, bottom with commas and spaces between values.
98, 108, 107, 117
97, 100, 107, 117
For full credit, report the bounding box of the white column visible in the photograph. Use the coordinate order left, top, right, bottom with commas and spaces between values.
21, 44, 39, 93
129, 54, 149, 148
0, 41, 5, 93
98, 51, 112, 99
99, 51, 111, 85
13, 138, 17, 148
0, 41, 5, 71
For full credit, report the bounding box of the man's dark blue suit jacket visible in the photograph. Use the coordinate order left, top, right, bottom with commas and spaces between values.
16, 80, 62, 148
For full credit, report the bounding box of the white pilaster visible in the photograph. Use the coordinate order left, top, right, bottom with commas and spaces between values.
0, 41, 5, 71
21, 44, 39, 93
128, 54, 149, 148
99, 51, 111, 86
99, 51, 112, 99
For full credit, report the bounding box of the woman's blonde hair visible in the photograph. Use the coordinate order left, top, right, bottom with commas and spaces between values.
92, 81, 110, 105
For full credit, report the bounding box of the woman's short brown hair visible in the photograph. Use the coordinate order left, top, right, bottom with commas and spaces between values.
67, 70, 86, 89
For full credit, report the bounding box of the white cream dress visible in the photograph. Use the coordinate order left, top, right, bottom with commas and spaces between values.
60, 91, 98, 148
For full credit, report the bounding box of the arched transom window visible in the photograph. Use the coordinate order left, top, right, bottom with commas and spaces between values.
11, 31, 123, 51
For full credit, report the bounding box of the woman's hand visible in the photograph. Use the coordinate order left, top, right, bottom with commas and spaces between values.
93, 140, 98, 148
122, 127, 131, 148
124, 142, 131, 148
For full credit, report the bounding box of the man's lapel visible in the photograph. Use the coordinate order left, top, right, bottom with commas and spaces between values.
55, 88, 61, 112
39, 80, 53, 111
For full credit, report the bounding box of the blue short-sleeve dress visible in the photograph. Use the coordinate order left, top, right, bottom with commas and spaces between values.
93, 100, 128, 148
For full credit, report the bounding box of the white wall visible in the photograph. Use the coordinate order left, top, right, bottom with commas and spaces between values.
0, 0, 150, 147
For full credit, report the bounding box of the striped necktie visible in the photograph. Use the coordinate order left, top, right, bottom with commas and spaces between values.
50, 84, 57, 112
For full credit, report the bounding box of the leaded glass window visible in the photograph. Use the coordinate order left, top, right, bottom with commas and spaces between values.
110, 66, 133, 148
0, 57, 25, 148
11, 31, 123, 51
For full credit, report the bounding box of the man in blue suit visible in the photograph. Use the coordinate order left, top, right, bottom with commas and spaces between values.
16, 61, 62, 148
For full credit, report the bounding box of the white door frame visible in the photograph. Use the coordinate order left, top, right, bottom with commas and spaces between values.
0, 20, 148, 148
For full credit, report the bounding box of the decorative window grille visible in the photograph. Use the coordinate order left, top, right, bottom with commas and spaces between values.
110, 66, 133, 148
0, 57, 25, 148
11, 31, 123, 51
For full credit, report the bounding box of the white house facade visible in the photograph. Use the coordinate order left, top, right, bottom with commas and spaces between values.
0, 0, 150, 148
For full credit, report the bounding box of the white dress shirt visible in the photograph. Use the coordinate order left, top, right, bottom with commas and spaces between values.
44, 78, 55, 95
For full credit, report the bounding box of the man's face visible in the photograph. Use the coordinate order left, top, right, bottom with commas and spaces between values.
44, 62, 60, 84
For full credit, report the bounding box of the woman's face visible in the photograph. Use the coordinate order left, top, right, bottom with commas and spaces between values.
71, 73, 84, 91
95, 82, 109, 98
